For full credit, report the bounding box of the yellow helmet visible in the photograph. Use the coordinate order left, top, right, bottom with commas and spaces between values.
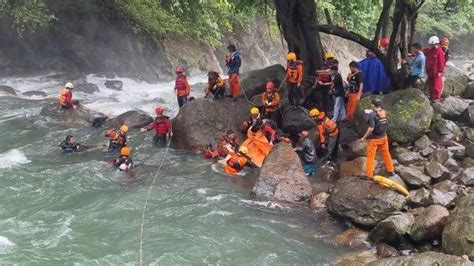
309, 108, 320, 117
287, 52, 297, 61
120, 125, 129, 133
250, 107, 260, 115
121, 146, 131, 156
325, 51, 335, 59
239, 146, 248, 154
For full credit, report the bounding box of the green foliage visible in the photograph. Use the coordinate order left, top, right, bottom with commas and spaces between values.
0, 0, 56, 36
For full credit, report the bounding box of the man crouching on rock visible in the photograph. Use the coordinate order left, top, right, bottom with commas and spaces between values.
293, 130, 317, 176
360, 98, 395, 180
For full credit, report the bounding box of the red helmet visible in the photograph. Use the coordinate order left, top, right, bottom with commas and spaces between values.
266, 81, 275, 91
155, 107, 164, 115
379, 38, 389, 48
440, 37, 449, 47
175, 66, 184, 73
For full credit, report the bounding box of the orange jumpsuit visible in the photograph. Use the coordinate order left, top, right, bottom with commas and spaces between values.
346, 71, 364, 120
366, 109, 394, 178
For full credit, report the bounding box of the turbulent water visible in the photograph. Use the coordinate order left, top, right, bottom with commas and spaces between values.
0, 74, 352, 264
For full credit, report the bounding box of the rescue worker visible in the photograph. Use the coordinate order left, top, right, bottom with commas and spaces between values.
294, 130, 317, 176
314, 63, 332, 112
423, 36, 446, 103
205, 71, 226, 99
252, 119, 276, 145
310, 108, 339, 162
174, 66, 191, 108
360, 98, 395, 179
330, 65, 346, 122
113, 146, 134, 172
261, 81, 280, 123
218, 130, 240, 157
346, 61, 364, 120
58, 82, 77, 109
225, 44, 241, 100
219, 146, 256, 175
324, 51, 339, 68
285, 52, 303, 106
440, 37, 450, 63
106, 125, 128, 152
59, 135, 84, 153
242, 107, 261, 134
140, 107, 173, 147
403, 42, 426, 88
378, 38, 390, 55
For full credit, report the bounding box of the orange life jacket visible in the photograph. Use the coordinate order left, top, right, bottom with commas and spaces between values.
317, 117, 339, 144
58, 88, 69, 105
261, 92, 280, 113
175, 75, 190, 96
286, 61, 303, 84
226, 152, 247, 172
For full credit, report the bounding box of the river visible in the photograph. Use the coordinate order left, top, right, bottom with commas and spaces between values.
0, 74, 353, 264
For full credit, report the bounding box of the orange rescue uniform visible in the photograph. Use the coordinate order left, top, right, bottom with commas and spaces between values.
366, 109, 394, 178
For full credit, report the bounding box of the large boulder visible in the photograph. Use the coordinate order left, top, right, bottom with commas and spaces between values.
396, 165, 431, 188
75, 83, 99, 94
104, 80, 123, 91
281, 106, 314, 135
105, 110, 153, 129
408, 205, 449, 242
327, 176, 407, 227
340, 139, 367, 161
432, 97, 471, 120
429, 119, 462, 143
239, 64, 286, 99
339, 157, 372, 178
462, 104, 474, 126
253, 143, 311, 204
442, 193, 474, 260
443, 65, 470, 97
39, 102, 108, 127
0, 85, 17, 95
354, 88, 433, 144
455, 168, 474, 187
367, 251, 472, 266
21, 91, 47, 97
369, 212, 414, 245
172, 98, 248, 152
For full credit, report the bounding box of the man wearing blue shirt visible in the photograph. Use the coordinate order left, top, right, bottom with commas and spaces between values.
404, 42, 426, 88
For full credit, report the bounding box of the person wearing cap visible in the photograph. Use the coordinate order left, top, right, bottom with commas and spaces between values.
261, 81, 280, 123
106, 125, 128, 152
324, 51, 339, 68
310, 108, 339, 162
58, 82, 77, 109
225, 44, 241, 100
242, 107, 261, 134
205, 71, 226, 99
346, 61, 364, 120
174, 66, 191, 108
285, 52, 304, 106
360, 98, 395, 180
113, 146, 134, 172
423, 36, 445, 103
141, 107, 173, 147
403, 42, 426, 88
294, 130, 317, 176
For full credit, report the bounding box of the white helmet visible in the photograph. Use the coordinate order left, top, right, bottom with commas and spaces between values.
428, 36, 440, 45
65, 82, 74, 89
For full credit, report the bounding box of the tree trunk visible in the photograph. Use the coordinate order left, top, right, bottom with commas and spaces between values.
274, 0, 323, 76
374, 0, 393, 44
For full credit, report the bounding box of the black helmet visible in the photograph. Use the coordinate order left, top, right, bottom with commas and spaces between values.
371, 98, 383, 107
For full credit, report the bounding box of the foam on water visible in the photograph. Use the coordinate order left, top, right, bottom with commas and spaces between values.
0, 149, 31, 169
0, 236, 15, 247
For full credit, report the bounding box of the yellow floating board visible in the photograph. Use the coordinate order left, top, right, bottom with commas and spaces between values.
373, 175, 409, 197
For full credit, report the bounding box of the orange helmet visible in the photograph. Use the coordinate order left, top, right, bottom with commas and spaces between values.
155, 107, 164, 115
266, 81, 275, 91
121, 147, 130, 156
379, 38, 389, 48
440, 37, 449, 47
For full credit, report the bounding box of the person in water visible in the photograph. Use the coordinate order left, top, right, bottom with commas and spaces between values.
113, 147, 134, 172
219, 146, 256, 174
141, 107, 173, 147
106, 125, 128, 152
58, 82, 77, 109
59, 135, 85, 153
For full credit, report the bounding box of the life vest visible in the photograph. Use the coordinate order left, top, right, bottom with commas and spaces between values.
58, 88, 69, 105
106, 129, 126, 146
263, 92, 280, 113
322, 118, 339, 137
116, 156, 133, 171
175, 75, 189, 96
154, 117, 169, 135
318, 70, 331, 83
372, 110, 388, 137
348, 72, 362, 93
226, 152, 247, 172
286, 61, 303, 84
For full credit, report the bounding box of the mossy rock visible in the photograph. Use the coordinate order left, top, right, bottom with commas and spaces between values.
354, 88, 433, 144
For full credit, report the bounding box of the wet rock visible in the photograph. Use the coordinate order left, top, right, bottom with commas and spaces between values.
327, 176, 406, 227
463, 82, 474, 99
21, 91, 47, 97
442, 193, 474, 260
309, 192, 329, 209
396, 151, 422, 165
281, 106, 314, 135
104, 80, 123, 91
368, 251, 471, 266
39, 102, 108, 127
420, 146, 435, 157
396, 165, 431, 188
466, 128, 474, 142
369, 212, 414, 245
432, 97, 471, 120
429, 119, 462, 143
105, 110, 153, 129
429, 149, 451, 164
354, 88, 433, 144
376, 243, 400, 258
443, 65, 470, 97
0, 85, 17, 95
462, 104, 474, 126
75, 83, 99, 94
315, 162, 338, 182
253, 143, 311, 204
337, 249, 378, 265
462, 157, 474, 168
431, 180, 459, 208
339, 157, 372, 178
425, 162, 451, 181
444, 158, 460, 172
408, 205, 449, 242
240, 64, 286, 99
408, 187, 432, 207
340, 139, 367, 161
172, 98, 248, 152
465, 141, 474, 158
414, 135, 432, 152
455, 168, 474, 186
334, 228, 369, 248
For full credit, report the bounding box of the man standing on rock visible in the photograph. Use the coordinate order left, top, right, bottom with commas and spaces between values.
285, 52, 304, 106
225, 44, 241, 100
423, 36, 445, 103
360, 98, 395, 180
174, 66, 191, 108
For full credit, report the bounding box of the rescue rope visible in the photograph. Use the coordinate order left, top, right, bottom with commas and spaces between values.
138, 100, 177, 266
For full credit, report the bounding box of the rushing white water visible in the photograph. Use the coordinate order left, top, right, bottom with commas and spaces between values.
0, 149, 31, 169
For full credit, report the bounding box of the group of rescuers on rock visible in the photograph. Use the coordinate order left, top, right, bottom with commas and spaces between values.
57, 36, 449, 178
